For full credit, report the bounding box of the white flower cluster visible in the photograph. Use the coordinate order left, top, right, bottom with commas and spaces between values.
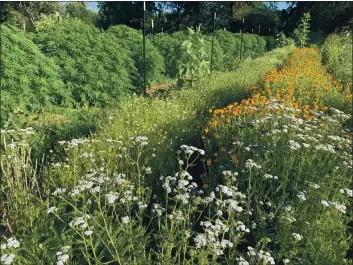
315, 143, 336, 154
180, 145, 205, 156
263, 173, 278, 180
245, 159, 261, 170
236, 256, 250, 265
152, 203, 166, 216
0, 254, 15, 265
331, 201, 347, 214
289, 140, 301, 150
66, 170, 110, 197
121, 216, 130, 224
194, 219, 232, 255
305, 181, 320, 189
56, 246, 70, 265
0, 237, 20, 265
129, 136, 149, 146
339, 188, 353, 197
69, 215, 91, 229
247, 246, 275, 264
292, 233, 303, 241
167, 210, 185, 222
214, 185, 246, 213
1, 237, 20, 250
297, 191, 307, 201
235, 221, 250, 233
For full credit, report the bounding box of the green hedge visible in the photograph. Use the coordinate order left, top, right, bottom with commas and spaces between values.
0, 24, 68, 125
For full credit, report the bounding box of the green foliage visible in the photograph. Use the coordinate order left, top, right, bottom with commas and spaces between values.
0, 24, 69, 127
215, 30, 267, 70
203, 36, 224, 71
294, 12, 311, 48
107, 25, 165, 89
176, 28, 210, 87
308, 30, 325, 45
64, 2, 99, 25
321, 32, 353, 85
35, 19, 135, 107
153, 33, 182, 78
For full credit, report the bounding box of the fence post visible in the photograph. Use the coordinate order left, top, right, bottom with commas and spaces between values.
210, 12, 216, 73
240, 18, 244, 61
143, 1, 146, 96
152, 19, 154, 42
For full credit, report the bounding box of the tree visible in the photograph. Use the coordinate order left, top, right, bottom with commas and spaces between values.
285, 2, 353, 34
64, 2, 99, 25
0, 2, 63, 32
97, 2, 155, 30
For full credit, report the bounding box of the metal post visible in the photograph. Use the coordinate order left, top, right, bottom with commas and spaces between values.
240, 18, 244, 61
143, 1, 146, 96
210, 12, 216, 73
152, 19, 154, 42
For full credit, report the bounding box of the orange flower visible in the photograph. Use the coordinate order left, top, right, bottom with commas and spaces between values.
202, 184, 208, 190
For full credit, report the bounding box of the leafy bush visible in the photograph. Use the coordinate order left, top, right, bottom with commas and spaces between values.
321, 32, 353, 85
0, 24, 68, 126
176, 28, 210, 87
203, 36, 224, 71
263, 35, 276, 50
107, 25, 165, 89
153, 33, 182, 78
35, 19, 135, 107
215, 30, 267, 70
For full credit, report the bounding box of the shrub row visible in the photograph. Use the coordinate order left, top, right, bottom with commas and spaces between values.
1, 21, 274, 126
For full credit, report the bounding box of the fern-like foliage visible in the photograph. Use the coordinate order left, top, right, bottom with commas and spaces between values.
106, 25, 165, 90
34, 19, 135, 107
0, 23, 69, 127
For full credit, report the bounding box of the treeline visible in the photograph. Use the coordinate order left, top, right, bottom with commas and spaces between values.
1, 2, 352, 37
0, 20, 274, 125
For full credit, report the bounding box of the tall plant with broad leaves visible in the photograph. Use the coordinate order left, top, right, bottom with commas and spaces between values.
294, 12, 311, 48
176, 28, 210, 87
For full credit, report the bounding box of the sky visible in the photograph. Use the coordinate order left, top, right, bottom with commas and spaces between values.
84, 2, 291, 13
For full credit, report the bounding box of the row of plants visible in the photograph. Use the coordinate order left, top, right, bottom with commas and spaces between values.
1, 20, 275, 127
2, 47, 351, 265
203, 48, 352, 264
0, 48, 293, 264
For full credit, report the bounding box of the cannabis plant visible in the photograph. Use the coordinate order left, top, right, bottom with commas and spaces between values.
107, 25, 165, 90
0, 23, 69, 127
35, 19, 135, 107
176, 28, 210, 87
294, 12, 311, 48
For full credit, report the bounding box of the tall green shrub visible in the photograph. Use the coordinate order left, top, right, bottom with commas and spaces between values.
35, 19, 135, 106
107, 25, 165, 89
153, 33, 181, 78
321, 32, 353, 85
0, 24, 68, 126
